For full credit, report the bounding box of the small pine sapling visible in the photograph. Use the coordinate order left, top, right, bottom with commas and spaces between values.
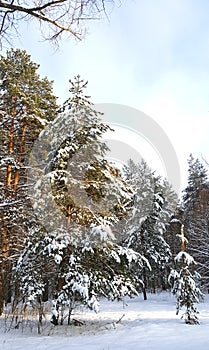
168, 225, 203, 324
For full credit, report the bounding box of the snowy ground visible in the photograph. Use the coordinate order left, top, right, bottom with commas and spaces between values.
1, 292, 209, 350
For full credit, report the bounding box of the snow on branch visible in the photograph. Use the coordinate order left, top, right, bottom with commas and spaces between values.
174, 251, 196, 266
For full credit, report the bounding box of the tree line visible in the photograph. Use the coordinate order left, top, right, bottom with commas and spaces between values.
0, 49, 208, 329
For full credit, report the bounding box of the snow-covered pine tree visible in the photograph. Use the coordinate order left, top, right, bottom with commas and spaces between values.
30, 75, 131, 231
15, 77, 148, 327
16, 226, 146, 327
123, 159, 177, 299
183, 154, 208, 212
0, 49, 58, 315
182, 154, 209, 290
168, 225, 203, 325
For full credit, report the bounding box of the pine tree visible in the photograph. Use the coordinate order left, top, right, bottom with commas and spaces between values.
14, 76, 148, 327
15, 226, 146, 327
0, 49, 58, 315
29, 75, 131, 231
183, 154, 208, 212
123, 160, 177, 299
169, 225, 203, 324
182, 154, 209, 290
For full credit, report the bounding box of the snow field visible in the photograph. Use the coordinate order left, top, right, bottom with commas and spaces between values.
1, 292, 209, 350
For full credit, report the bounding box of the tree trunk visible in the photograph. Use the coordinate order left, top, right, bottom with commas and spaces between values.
68, 305, 73, 325
142, 267, 148, 301
13, 124, 27, 192
0, 224, 10, 315
6, 116, 15, 189
140, 225, 148, 300
67, 205, 71, 226
1, 98, 17, 315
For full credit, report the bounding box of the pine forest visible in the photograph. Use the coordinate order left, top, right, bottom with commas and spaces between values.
0, 49, 209, 332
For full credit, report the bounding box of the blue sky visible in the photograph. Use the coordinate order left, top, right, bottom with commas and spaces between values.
6, 0, 209, 193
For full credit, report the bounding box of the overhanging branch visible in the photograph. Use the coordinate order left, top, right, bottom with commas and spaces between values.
0, 0, 81, 40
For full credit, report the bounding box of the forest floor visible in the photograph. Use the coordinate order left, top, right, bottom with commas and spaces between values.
1, 292, 209, 349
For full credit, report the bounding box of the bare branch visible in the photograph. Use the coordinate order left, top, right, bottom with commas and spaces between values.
0, 1, 81, 39
29, 1, 68, 13
0, 0, 114, 46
